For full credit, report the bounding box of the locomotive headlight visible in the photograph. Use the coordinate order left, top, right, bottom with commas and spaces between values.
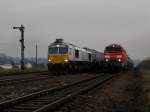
118, 58, 121, 62
48, 59, 51, 62
105, 59, 109, 62
64, 59, 68, 62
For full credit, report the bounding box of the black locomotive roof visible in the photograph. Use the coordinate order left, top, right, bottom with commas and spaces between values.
105, 44, 123, 52
49, 38, 67, 46
107, 44, 122, 48
54, 38, 64, 43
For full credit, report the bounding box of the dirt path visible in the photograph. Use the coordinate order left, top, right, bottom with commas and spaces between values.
63, 72, 145, 112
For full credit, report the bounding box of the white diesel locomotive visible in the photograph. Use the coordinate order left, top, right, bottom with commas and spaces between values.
47, 39, 103, 73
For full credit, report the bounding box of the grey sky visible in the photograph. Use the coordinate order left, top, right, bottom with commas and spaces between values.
0, 0, 150, 60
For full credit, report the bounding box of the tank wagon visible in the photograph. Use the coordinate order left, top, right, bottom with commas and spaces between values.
104, 44, 133, 71
47, 39, 103, 73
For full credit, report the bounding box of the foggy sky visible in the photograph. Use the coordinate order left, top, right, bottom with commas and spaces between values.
0, 0, 150, 60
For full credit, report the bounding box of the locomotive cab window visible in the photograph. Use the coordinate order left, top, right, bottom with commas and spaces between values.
59, 47, 68, 54
49, 47, 68, 54
49, 47, 58, 54
75, 50, 79, 58
106, 46, 121, 52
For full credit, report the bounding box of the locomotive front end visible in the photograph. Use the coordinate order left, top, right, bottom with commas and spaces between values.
47, 39, 69, 72
104, 44, 127, 71
48, 47, 69, 64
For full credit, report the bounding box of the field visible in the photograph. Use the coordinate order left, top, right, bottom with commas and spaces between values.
140, 70, 150, 111
0, 68, 47, 76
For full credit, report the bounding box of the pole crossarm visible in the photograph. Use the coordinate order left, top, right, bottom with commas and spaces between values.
13, 25, 25, 31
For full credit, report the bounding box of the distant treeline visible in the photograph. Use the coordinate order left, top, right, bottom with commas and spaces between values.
0, 53, 47, 65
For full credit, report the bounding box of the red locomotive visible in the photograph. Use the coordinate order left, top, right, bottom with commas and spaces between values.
104, 44, 133, 71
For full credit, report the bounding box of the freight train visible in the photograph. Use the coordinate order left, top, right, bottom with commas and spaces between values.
47, 39, 103, 73
104, 44, 133, 71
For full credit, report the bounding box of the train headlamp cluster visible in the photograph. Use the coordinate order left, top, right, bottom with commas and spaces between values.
105, 55, 110, 62
118, 58, 121, 62
105, 58, 109, 62
48, 59, 51, 62
48, 59, 68, 62
117, 55, 122, 62
105, 54, 122, 62
64, 59, 68, 62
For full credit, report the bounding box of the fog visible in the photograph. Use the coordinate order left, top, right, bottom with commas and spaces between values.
0, 0, 150, 60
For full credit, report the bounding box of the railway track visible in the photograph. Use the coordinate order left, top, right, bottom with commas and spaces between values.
0, 72, 52, 86
0, 74, 115, 112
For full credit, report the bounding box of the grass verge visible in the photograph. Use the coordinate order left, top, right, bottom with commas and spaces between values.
0, 68, 48, 76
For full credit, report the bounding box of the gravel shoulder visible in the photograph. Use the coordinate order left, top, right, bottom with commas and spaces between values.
0, 73, 97, 103
65, 71, 145, 112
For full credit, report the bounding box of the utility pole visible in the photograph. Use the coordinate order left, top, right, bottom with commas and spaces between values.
13, 25, 25, 70
36, 44, 37, 65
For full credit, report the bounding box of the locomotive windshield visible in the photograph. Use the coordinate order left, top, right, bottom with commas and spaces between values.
49, 47, 58, 54
49, 47, 68, 54
59, 47, 68, 54
106, 46, 121, 52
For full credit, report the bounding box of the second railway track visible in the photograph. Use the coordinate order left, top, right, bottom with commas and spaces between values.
0, 72, 53, 86
0, 74, 115, 112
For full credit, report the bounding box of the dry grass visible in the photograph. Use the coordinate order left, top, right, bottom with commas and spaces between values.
140, 70, 150, 111
139, 58, 150, 70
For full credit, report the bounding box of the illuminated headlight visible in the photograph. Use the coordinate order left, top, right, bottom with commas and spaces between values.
48, 59, 51, 62
56, 45, 60, 47
118, 59, 121, 62
64, 59, 68, 62
105, 59, 109, 62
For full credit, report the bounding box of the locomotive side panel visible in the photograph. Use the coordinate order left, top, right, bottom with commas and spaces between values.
67, 45, 92, 62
